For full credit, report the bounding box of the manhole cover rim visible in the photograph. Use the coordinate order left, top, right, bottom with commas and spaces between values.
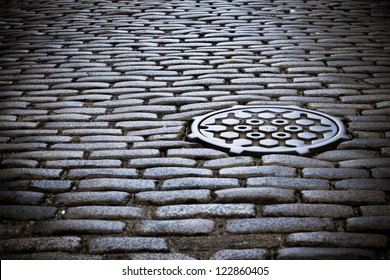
188, 105, 349, 155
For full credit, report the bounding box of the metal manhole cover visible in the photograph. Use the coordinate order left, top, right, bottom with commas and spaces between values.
188, 105, 349, 155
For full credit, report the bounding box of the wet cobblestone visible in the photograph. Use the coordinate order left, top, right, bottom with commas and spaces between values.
1, 0, 390, 260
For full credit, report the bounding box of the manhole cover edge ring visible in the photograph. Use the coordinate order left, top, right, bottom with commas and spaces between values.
189, 105, 350, 156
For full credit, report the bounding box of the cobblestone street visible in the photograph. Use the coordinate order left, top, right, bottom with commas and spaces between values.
1, 0, 390, 260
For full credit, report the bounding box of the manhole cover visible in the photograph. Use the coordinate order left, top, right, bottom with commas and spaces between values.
188, 105, 349, 155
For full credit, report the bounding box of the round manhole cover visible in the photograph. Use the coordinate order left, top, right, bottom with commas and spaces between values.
188, 105, 349, 155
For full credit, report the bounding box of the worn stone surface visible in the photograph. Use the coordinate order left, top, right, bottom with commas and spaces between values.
210, 249, 269, 260
88, 237, 168, 254
1, 0, 390, 260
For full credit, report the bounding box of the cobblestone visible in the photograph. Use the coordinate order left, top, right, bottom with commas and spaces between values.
0, 191, 45, 205
1, 0, 390, 260
143, 167, 213, 179
63, 206, 145, 220
161, 178, 240, 190
0, 168, 62, 180
53, 192, 130, 206
335, 179, 390, 191
247, 177, 330, 190
263, 204, 354, 218
202, 156, 255, 169
210, 249, 269, 260
135, 219, 215, 236
135, 190, 211, 205
167, 148, 228, 159
219, 166, 296, 178
0, 205, 57, 220
360, 206, 390, 216
314, 150, 377, 161
89, 149, 160, 159
33, 220, 126, 235
0, 237, 81, 254
155, 204, 255, 219
131, 253, 196, 260
215, 188, 295, 204
277, 247, 378, 260
302, 168, 369, 179
286, 232, 387, 249
227, 218, 334, 234
128, 158, 196, 168
262, 155, 333, 168
346, 217, 390, 233
78, 179, 156, 193
88, 237, 168, 254
301, 190, 386, 205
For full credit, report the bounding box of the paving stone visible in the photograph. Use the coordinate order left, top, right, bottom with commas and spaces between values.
135, 219, 215, 236
51, 142, 127, 151
44, 121, 109, 129
226, 218, 334, 234
53, 191, 130, 206
155, 201, 255, 219
133, 140, 199, 149
0, 205, 57, 220
117, 121, 184, 130
286, 232, 388, 249
79, 136, 143, 143
215, 188, 295, 204
95, 112, 158, 121
0, 143, 47, 152
247, 177, 330, 190
63, 206, 145, 220
88, 237, 168, 254
302, 168, 369, 179
89, 149, 160, 159
263, 203, 354, 218
262, 154, 333, 168
8, 151, 83, 160
0, 237, 81, 254
219, 166, 296, 178
136, 190, 211, 205
0, 191, 45, 205
78, 179, 156, 192
66, 169, 138, 179
30, 180, 72, 193
277, 247, 378, 260
12, 136, 74, 143
131, 253, 196, 260
0, 224, 23, 237
210, 249, 269, 260
338, 158, 390, 168
126, 126, 184, 136
314, 150, 377, 161
335, 179, 390, 191
203, 156, 255, 169
128, 158, 196, 168
338, 139, 390, 149
45, 160, 122, 168
0, 159, 39, 168
167, 148, 228, 159
0, 168, 62, 180
161, 178, 240, 190
33, 220, 126, 235
302, 190, 386, 205
143, 167, 213, 179
360, 206, 390, 216
346, 217, 390, 233
62, 129, 122, 136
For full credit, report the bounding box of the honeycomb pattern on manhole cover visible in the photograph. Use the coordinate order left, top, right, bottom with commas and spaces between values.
188, 105, 349, 155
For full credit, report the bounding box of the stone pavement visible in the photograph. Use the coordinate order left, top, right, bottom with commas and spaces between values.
0, 0, 390, 260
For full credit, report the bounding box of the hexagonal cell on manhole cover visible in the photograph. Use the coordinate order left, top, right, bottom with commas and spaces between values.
188, 105, 349, 155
